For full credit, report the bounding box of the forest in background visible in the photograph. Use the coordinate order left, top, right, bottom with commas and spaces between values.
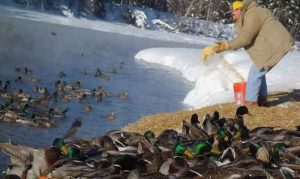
11, 0, 300, 40
113, 0, 300, 40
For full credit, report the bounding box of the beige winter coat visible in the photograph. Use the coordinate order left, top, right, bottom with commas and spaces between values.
228, 0, 294, 70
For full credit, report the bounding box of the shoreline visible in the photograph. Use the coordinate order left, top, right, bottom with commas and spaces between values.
123, 92, 300, 136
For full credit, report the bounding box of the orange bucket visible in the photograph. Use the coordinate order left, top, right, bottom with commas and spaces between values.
233, 82, 246, 106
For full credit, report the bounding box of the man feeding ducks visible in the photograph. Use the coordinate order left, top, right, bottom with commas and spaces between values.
201, 0, 294, 107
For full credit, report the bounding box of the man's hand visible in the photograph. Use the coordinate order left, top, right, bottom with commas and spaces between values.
214, 41, 229, 53
201, 42, 229, 64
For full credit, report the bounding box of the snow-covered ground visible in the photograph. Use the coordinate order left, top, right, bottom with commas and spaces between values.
136, 48, 300, 108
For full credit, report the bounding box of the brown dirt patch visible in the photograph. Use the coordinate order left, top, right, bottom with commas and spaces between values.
123, 91, 300, 136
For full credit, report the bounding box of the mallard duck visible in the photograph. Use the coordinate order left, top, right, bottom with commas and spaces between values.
104, 130, 156, 153
0, 142, 60, 179
102, 73, 110, 81
155, 129, 179, 151
14, 76, 23, 83
96, 92, 104, 102
48, 107, 68, 118
27, 75, 41, 83
84, 103, 93, 113
106, 112, 116, 120
159, 156, 192, 177
1, 109, 19, 122
202, 114, 218, 136
14, 89, 30, 99
117, 92, 128, 100
95, 68, 103, 77
15, 67, 21, 72
63, 81, 82, 91
234, 106, 251, 128
89, 136, 116, 150
54, 80, 64, 91
111, 66, 118, 74
181, 120, 210, 141
24, 67, 33, 74
190, 113, 200, 126
58, 71, 66, 78
137, 152, 163, 173
120, 61, 125, 69
174, 140, 212, 161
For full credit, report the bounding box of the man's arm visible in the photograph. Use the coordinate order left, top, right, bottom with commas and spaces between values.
228, 11, 263, 50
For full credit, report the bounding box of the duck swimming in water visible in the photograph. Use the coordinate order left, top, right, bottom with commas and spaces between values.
117, 92, 128, 100
84, 103, 93, 113
106, 112, 116, 120
14, 76, 23, 83
24, 67, 33, 74
58, 71, 66, 78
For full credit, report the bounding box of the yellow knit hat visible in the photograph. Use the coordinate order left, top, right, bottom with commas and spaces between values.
232, 1, 244, 10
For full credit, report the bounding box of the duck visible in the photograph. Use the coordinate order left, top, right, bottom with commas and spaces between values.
48, 107, 69, 118
104, 130, 156, 153
102, 73, 110, 80
120, 61, 125, 69
174, 140, 212, 161
81, 70, 92, 75
63, 80, 82, 91
15, 67, 21, 72
84, 103, 93, 113
233, 106, 251, 128
96, 92, 104, 102
0, 142, 60, 179
58, 71, 66, 78
117, 92, 128, 100
190, 113, 200, 126
106, 112, 116, 120
5, 80, 11, 87
89, 135, 116, 150
1, 109, 19, 122
137, 152, 163, 173
155, 129, 180, 152
111, 66, 118, 74
14, 89, 30, 99
96, 86, 111, 97
94, 68, 103, 77
159, 156, 200, 178
181, 119, 210, 141
54, 80, 64, 91
202, 113, 218, 136
27, 75, 42, 83
0, 83, 9, 93
1, 118, 85, 178
14, 76, 23, 83
211, 111, 227, 128
24, 67, 33, 74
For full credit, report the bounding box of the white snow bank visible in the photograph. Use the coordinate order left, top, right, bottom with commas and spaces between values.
135, 48, 300, 108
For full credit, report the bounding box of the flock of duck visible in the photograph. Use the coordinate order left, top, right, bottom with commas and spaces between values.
0, 66, 127, 127
1, 106, 300, 178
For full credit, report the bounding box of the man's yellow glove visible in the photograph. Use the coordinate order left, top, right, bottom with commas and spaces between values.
201, 45, 216, 64
214, 41, 229, 53
201, 41, 229, 64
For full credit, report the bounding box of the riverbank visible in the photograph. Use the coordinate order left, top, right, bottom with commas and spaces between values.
123, 91, 300, 136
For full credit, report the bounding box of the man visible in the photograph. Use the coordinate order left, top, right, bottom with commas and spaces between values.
201, 0, 294, 106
